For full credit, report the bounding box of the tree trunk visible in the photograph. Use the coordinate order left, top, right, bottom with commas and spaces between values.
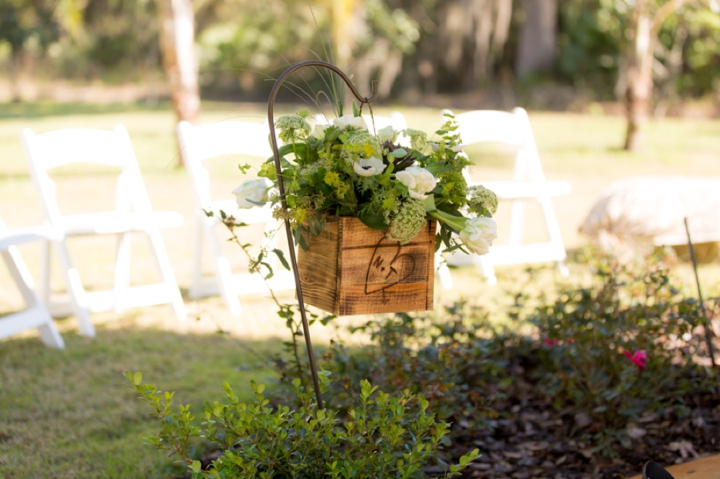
515, 0, 557, 79
157, 0, 200, 165
624, 0, 654, 151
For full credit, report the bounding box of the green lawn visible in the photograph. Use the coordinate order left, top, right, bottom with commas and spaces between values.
1, 101, 720, 478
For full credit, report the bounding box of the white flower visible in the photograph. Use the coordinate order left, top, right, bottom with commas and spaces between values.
396, 166, 437, 200
311, 124, 328, 140
353, 157, 386, 177
232, 178, 272, 209
459, 217, 498, 255
377, 125, 397, 143
333, 114, 368, 131
451, 144, 467, 153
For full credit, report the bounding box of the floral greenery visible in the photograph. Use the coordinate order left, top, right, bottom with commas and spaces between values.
272, 250, 716, 457
233, 108, 498, 254
126, 371, 480, 479
525, 251, 719, 452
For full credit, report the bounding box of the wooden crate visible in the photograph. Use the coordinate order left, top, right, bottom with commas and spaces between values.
298, 217, 436, 316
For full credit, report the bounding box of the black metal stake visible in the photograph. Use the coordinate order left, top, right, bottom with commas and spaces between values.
683, 217, 717, 372
267, 60, 379, 408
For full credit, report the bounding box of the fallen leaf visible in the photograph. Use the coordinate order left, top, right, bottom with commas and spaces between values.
668, 440, 700, 459
574, 412, 593, 429
626, 426, 647, 439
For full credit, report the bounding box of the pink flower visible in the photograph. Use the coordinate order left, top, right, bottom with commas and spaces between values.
624, 350, 647, 372
543, 338, 559, 346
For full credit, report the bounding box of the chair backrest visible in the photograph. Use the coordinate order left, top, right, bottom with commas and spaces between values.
450, 108, 546, 182
177, 120, 274, 211
21, 125, 154, 224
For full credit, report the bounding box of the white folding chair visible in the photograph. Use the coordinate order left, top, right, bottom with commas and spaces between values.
449, 108, 571, 284
21, 125, 186, 336
177, 120, 294, 316
0, 216, 65, 348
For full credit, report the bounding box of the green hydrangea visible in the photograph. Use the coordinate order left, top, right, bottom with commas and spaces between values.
276, 114, 311, 143
468, 185, 498, 216
387, 199, 427, 244
342, 131, 382, 159
405, 129, 428, 151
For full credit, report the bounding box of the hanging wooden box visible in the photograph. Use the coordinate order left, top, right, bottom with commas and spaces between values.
297, 217, 436, 316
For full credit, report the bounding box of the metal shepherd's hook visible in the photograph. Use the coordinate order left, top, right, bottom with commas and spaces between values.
267, 60, 379, 408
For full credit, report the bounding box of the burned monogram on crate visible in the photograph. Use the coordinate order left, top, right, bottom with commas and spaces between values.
365, 235, 418, 295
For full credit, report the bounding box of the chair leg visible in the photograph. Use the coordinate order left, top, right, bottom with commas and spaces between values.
538, 195, 569, 265
189, 215, 204, 300
52, 240, 94, 337
39, 239, 51, 306
435, 252, 454, 290
206, 225, 242, 316
113, 232, 132, 314
475, 255, 497, 286
2, 248, 65, 348
557, 260, 570, 277
145, 229, 186, 321
37, 319, 66, 349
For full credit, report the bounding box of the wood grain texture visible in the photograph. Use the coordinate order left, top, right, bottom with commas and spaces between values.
298, 217, 436, 316
297, 219, 339, 314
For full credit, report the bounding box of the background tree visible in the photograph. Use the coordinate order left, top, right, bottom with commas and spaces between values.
516, 0, 558, 79
623, 0, 717, 151
0, 0, 82, 101
156, 0, 200, 154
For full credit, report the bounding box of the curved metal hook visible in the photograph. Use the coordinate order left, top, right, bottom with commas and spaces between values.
267, 60, 378, 408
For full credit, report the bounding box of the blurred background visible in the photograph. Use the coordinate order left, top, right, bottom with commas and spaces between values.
2, 0, 719, 118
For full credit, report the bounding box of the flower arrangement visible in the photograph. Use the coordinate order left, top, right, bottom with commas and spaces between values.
233, 108, 498, 256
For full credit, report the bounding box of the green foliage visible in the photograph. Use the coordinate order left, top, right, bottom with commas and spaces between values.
240, 111, 493, 253
126, 372, 480, 479
0, 0, 67, 52
529, 251, 712, 436
556, 0, 625, 96
280, 250, 715, 456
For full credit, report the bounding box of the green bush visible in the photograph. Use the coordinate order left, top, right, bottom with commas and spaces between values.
126, 371, 479, 479
286, 250, 715, 455
530, 251, 708, 433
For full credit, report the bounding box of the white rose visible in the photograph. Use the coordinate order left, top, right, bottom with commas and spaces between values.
333, 114, 368, 131
459, 217, 498, 255
353, 157, 386, 177
377, 125, 397, 144
232, 178, 272, 209
311, 124, 328, 140
395, 166, 437, 200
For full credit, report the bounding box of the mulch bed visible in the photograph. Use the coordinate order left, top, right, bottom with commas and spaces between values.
438, 384, 720, 479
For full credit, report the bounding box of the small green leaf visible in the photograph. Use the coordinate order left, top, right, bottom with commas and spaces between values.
273, 249, 291, 270
191, 460, 201, 473
133, 372, 142, 385
358, 207, 387, 231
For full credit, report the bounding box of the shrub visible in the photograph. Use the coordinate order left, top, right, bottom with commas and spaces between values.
281, 250, 715, 456
126, 371, 479, 479
529, 251, 713, 444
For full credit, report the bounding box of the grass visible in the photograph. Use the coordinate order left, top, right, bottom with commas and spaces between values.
1, 101, 720, 478
0, 323, 277, 478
